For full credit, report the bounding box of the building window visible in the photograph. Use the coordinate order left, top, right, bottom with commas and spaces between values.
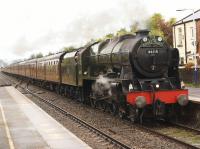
180, 57, 184, 65
177, 27, 183, 47
190, 27, 194, 38
190, 27, 195, 46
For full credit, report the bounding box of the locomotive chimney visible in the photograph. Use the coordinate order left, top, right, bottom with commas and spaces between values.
135, 29, 150, 36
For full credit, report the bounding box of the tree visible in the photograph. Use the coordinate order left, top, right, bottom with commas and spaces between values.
116, 28, 129, 36
148, 13, 164, 37
160, 18, 176, 46
47, 52, 54, 56
63, 46, 75, 52
96, 33, 115, 42
147, 13, 176, 46
36, 52, 43, 58
169, 18, 176, 25
29, 54, 36, 59
130, 22, 139, 33
85, 38, 97, 46
104, 33, 114, 39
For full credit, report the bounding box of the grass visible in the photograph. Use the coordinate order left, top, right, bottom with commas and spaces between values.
185, 83, 200, 88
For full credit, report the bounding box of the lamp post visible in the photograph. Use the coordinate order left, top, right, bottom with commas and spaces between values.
176, 9, 198, 85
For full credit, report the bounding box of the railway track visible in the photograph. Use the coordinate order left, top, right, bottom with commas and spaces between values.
138, 122, 200, 149
2, 72, 200, 149
168, 122, 200, 148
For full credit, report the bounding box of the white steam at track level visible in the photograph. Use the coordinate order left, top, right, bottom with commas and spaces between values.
8, 0, 149, 62
92, 75, 112, 97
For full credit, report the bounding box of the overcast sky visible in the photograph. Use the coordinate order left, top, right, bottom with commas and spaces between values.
0, 0, 199, 63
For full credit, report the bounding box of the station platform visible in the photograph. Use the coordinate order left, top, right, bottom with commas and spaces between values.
188, 87, 200, 103
0, 73, 11, 87
189, 96, 200, 103
0, 86, 91, 149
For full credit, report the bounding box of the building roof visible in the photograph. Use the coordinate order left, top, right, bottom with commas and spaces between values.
174, 9, 200, 25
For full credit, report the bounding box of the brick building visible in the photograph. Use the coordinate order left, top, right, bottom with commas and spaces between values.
173, 9, 200, 65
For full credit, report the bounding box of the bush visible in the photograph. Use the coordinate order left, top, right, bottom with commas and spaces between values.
185, 62, 194, 69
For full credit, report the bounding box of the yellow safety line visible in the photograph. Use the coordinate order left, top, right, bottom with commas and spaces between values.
0, 103, 15, 149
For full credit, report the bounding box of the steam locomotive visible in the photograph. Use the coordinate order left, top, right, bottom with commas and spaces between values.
2, 30, 189, 123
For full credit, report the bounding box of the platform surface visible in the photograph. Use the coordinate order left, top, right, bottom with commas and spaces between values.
188, 87, 200, 103
0, 86, 91, 149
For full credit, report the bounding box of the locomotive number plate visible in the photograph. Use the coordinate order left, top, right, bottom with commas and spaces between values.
146, 49, 159, 55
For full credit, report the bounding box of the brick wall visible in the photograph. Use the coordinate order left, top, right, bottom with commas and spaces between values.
196, 20, 200, 65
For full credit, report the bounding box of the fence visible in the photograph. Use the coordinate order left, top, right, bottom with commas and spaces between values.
179, 68, 200, 83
